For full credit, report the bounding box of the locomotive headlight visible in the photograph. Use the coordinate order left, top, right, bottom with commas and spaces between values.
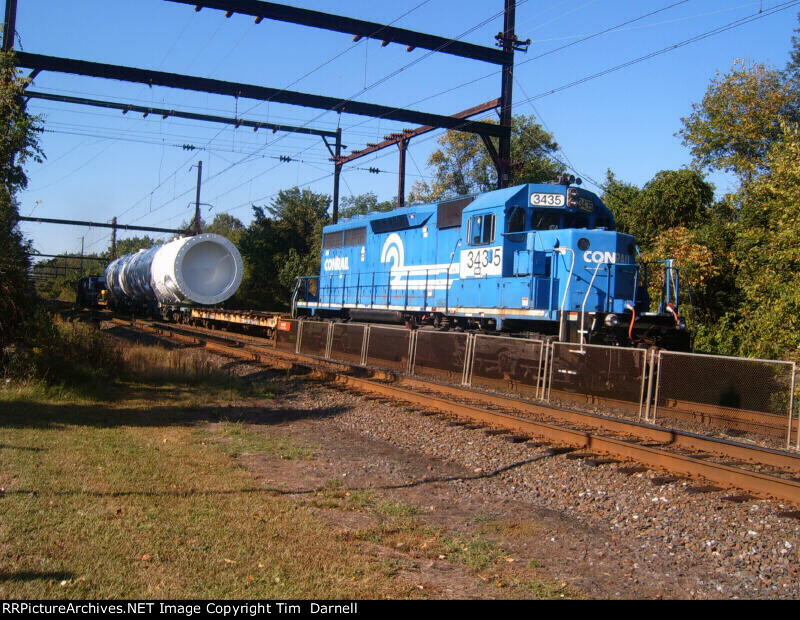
604, 314, 619, 327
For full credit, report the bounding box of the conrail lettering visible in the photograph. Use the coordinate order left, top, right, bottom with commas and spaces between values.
583, 250, 632, 264
324, 256, 349, 271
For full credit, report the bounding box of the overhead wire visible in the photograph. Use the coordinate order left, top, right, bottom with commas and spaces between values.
119, 0, 438, 230
37, 0, 798, 243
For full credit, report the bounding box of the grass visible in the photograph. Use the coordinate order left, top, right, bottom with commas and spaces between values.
0, 401, 417, 598
0, 326, 416, 599
0, 319, 578, 599
206, 421, 315, 460
317, 487, 576, 598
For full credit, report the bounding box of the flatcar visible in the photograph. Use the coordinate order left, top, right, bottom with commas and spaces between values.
293, 176, 688, 348
104, 233, 244, 322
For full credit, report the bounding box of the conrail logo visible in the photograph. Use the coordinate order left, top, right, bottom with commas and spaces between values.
583, 250, 632, 264
324, 256, 349, 271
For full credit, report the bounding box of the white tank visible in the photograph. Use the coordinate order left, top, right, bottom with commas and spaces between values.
105, 234, 243, 306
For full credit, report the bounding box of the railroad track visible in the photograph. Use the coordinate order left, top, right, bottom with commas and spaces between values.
108, 317, 800, 505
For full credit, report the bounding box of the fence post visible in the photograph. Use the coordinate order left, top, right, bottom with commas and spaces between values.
546, 342, 556, 402
407, 329, 417, 375
462, 333, 474, 387
325, 322, 333, 360
361, 325, 370, 367
296, 320, 303, 355
651, 350, 663, 425
791, 362, 797, 450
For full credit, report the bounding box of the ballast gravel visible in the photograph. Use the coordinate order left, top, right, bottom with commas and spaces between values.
267, 375, 799, 600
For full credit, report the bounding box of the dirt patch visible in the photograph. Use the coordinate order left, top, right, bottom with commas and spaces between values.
214, 374, 694, 599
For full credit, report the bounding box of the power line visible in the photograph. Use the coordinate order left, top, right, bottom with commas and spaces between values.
514, 0, 800, 106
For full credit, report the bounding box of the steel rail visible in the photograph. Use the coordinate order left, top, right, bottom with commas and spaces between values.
111, 318, 800, 503
121, 318, 800, 468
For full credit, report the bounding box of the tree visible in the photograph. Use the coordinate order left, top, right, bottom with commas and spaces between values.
601, 170, 641, 237
339, 192, 395, 219
724, 123, 800, 359
204, 212, 245, 245
113, 235, 156, 257
633, 170, 715, 246
410, 115, 563, 202
603, 169, 714, 247
0, 52, 45, 351
679, 61, 795, 182
784, 12, 800, 86
236, 188, 329, 310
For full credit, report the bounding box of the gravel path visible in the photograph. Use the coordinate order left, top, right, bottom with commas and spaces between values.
273, 375, 799, 599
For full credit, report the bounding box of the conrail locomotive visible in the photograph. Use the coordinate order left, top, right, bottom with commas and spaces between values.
293, 176, 688, 348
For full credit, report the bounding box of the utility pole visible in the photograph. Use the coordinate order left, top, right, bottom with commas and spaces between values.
80, 236, 84, 273
192, 160, 202, 235
332, 128, 341, 224
110, 216, 117, 259
497, 0, 516, 189
397, 138, 409, 207
3, 0, 17, 52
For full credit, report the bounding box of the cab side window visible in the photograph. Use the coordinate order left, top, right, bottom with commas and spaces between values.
468, 214, 495, 245
507, 207, 526, 233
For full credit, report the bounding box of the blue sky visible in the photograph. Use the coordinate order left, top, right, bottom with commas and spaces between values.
12, 0, 800, 258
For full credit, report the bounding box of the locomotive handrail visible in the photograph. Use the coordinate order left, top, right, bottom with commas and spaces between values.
556, 247, 576, 313
579, 261, 611, 349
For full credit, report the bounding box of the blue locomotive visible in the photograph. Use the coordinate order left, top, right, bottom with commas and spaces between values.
293, 176, 687, 348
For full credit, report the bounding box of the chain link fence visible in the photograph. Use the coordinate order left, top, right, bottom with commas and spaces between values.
274, 319, 299, 353
329, 323, 367, 365
364, 325, 412, 372
298, 321, 330, 358
281, 319, 798, 451
654, 351, 797, 448
468, 335, 545, 399
547, 343, 648, 419
411, 331, 470, 384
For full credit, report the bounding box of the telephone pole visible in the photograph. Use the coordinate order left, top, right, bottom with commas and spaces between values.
192, 160, 202, 235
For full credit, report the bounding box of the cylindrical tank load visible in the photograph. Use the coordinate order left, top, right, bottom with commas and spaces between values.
105, 234, 244, 307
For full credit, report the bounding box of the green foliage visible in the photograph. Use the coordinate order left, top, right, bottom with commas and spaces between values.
114, 235, 156, 257
339, 192, 395, 219
203, 212, 245, 245
601, 169, 641, 234
410, 115, 563, 202
32, 254, 107, 302
603, 168, 734, 337
679, 61, 795, 181
235, 188, 329, 310
617, 169, 715, 247
0, 51, 45, 352
784, 12, 800, 97
723, 123, 800, 360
